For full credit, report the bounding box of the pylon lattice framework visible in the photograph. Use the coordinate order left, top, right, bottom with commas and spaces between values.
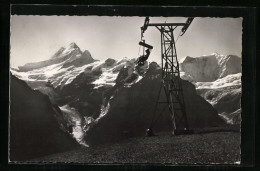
154, 25, 189, 134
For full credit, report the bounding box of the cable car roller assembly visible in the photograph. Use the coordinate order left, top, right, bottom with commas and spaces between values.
138, 17, 194, 136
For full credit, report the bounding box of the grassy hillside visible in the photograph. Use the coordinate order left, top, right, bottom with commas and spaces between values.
33, 131, 240, 164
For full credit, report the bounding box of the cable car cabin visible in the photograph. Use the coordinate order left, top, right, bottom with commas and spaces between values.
136, 41, 153, 66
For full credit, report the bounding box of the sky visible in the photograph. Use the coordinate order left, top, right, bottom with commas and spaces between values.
10, 16, 242, 68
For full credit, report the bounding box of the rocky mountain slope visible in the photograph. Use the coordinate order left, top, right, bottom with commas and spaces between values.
10, 43, 227, 147
180, 53, 241, 125
85, 62, 225, 145
9, 74, 79, 161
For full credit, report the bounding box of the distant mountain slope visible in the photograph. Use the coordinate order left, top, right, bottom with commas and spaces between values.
180, 53, 241, 82
18, 42, 94, 72
180, 54, 241, 125
11, 43, 95, 100
196, 84, 241, 125
9, 74, 79, 161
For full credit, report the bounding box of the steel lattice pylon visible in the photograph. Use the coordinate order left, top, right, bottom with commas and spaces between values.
153, 26, 189, 135
140, 17, 194, 135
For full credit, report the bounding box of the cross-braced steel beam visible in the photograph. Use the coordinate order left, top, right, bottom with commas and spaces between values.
142, 17, 194, 135
154, 26, 189, 135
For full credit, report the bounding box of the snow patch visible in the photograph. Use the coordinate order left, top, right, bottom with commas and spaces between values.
196, 73, 241, 89
92, 70, 118, 89
60, 105, 89, 147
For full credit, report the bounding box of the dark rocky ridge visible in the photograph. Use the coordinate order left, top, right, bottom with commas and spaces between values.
9, 74, 79, 161
85, 62, 226, 145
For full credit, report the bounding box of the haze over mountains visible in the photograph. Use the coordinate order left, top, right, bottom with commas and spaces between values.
10, 42, 241, 159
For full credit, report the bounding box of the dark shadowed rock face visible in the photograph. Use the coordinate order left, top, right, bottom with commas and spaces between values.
9, 74, 79, 161
85, 62, 226, 145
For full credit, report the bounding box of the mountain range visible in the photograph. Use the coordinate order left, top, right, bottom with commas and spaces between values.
10, 42, 241, 156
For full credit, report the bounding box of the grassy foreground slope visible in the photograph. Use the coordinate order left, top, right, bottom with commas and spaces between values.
33, 132, 240, 164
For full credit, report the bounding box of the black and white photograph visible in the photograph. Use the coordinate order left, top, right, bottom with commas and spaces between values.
9, 14, 242, 164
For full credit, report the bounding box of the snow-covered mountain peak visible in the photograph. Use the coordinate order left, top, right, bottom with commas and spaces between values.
68, 42, 79, 49
179, 53, 241, 125
116, 57, 133, 65
51, 42, 81, 60
179, 56, 187, 63
12, 54, 148, 91
61, 42, 81, 56
17, 42, 94, 72
211, 52, 220, 56
82, 50, 92, 57
180, 53, 241, 82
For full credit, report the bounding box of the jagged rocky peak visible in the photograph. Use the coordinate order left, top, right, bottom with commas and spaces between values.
51, 42, 82, 59
149, 61, 161, 68
68, 42, 79, 49
17, 42, 94, 72
81, 50, 94, 63
105, 58, 116, 66
52, 47, 66, 59
180, 56, 193, 63
62, 42, 81, 53
116, 57, 130, 65
83, 50, 92, 57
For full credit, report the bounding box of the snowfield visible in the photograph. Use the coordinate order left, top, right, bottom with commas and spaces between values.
195, 73, 241, 89
11, 54, 148, 90
11, 61, 101, 88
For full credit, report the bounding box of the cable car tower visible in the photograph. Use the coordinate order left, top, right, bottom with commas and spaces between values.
140, 17, 194, 135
